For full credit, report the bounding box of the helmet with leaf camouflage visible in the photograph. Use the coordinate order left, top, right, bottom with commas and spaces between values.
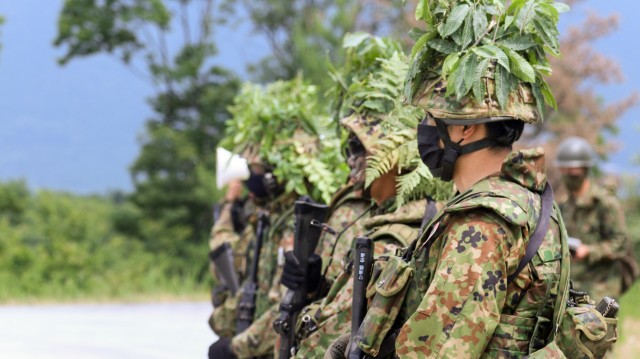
220, 75, 347, 204
334, 33, 454, 206
405, 0, 569, 124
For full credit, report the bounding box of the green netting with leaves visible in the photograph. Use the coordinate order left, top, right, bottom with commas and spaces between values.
335, 37, 453, 206
220, 75, 347, 204
405, 0, 569, 119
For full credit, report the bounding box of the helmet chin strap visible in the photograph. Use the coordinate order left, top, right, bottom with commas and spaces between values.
435, 119, 498, 181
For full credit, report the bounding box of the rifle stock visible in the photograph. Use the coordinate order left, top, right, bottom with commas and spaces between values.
349, 236, 374, 359
275, 197, 330, 359
236, 210, 270, 334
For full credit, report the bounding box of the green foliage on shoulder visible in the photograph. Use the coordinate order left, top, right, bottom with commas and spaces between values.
221, 76, 347, 204
406, 0, 568, 117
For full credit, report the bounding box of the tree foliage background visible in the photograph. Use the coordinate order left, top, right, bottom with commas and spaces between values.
0, 0, 636, 300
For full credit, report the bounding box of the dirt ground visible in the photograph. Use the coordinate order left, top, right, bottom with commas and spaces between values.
614, 318, 640, 358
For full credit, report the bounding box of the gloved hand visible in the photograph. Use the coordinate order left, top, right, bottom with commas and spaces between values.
208, 337, 237, 359
281, 251, 322, 293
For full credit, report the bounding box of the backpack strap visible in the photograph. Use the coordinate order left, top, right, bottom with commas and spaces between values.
507, 184, 554, 283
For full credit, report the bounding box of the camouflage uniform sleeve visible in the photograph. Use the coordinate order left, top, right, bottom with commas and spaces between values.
585, 195, 628, 263
396, 211, 515, 358
230, 303, 280, 358
209, 202, 240, 250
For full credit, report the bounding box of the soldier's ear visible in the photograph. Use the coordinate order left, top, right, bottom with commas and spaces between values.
461, 124, 480, 141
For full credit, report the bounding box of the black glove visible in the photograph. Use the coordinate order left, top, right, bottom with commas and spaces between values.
281, 251, 322, 293
208, 337, 237, 359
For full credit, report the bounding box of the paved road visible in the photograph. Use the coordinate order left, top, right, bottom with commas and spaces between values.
0, 301, 218, 359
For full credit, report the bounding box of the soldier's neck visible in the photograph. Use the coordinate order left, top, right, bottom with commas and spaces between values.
571, 178, 591, 198
453, 148, 510, 192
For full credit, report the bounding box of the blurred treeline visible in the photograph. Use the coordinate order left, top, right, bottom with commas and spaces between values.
0, 180, 204, 301
0, 0, 637, 300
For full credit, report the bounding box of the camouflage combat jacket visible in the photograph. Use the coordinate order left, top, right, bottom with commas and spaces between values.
370, 148, 567, 358
560, 185, 632, 300
230, 194, 297, 358
317, 183, 372, 282
294, 199, 429, 358
209, 200, 257, 286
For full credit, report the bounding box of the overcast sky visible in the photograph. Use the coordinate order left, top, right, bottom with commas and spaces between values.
0, 1, 638, 194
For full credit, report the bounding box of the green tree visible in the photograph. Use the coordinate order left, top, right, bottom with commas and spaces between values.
55, 0, 239, 276
238, 0, 416, 93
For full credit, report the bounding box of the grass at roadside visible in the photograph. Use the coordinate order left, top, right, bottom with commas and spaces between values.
614, 281, 640, 358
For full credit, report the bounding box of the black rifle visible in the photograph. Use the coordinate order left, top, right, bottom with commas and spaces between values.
274, 197, 330, 359
209, 242, 240, 296
348, 236, 374, 359
236, 210, 270, 334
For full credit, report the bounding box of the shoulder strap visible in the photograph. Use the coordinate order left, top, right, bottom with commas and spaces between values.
507, 184, 554, 283
419, 198, 439, 235
369, 223, 420, 247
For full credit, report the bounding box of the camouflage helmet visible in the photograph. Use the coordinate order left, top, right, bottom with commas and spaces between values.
411, 75, 540, 125
555, 136, 595, 168
341, 114, 384, 155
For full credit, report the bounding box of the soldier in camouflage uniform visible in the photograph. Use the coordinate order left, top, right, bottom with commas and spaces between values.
208, 179, 258, 337
348, 61, 572, 359
281, 36, 450, 358
209, 78, 346, 359
556, 136, 638, 301
289, 115, 436, 359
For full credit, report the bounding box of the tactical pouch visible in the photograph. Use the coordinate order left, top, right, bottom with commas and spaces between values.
484, 314, 536, 357
555, 305, 618, 359
354, 255, 413, 357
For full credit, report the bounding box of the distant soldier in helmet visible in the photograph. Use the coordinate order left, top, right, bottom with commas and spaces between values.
556, 136, 638, 301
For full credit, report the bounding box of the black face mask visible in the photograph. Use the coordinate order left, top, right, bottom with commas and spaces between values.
417, 117, 498, 182
562, 173, 587, 192
244, 173, 269, 199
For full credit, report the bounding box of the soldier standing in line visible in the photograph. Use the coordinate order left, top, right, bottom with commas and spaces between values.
556, 136, 638, 301
207, 178, 251, 336
208, 76, 346, 359
281, 35, 451, 358
346, 1, 573, 357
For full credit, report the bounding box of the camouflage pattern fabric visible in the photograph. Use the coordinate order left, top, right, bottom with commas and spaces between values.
207, 194, 295, 358
318, 183, 371, 283
208, 201, 257, 335
411, 72, 540, 124
341, 114, 384, 155
294, 199, 427, 358
555, 305, 618, 358
209, 200, 257, 283
356, 148, 568, 358
559, 185, 632, 301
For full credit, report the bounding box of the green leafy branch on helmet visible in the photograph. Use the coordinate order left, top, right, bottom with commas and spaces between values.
406, 0, 569, 118
221, 75, 347, 204
327, 32, 403, 120
353, 50, 453, 207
